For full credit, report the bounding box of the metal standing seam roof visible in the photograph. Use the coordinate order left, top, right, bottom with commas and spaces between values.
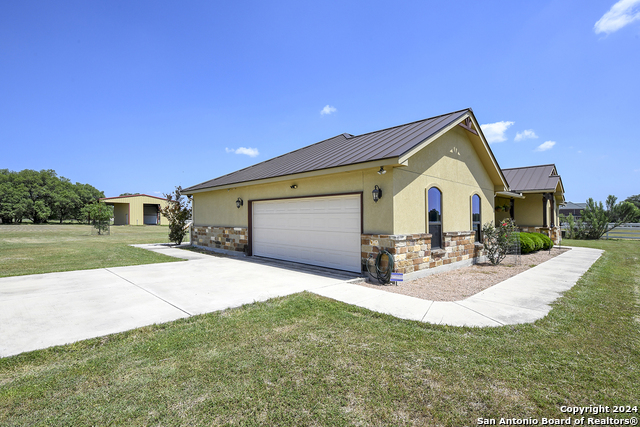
183, 109, 472, 192
501, 164, 561, 192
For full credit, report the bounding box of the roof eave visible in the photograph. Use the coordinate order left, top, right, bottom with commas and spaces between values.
183, 157, 405, 194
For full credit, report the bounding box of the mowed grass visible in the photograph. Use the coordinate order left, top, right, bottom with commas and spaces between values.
1, 239, 638, 425
0, 224, 186, 277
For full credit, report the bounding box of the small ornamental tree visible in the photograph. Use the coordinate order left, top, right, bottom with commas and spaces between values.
83, 201, 113, 235
481, 218, 518, 265
159, 186, 192, 245
580, 196, 637, 239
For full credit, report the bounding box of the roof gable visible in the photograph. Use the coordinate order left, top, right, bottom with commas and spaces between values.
184, 109, 476, 192
502, 164, 563, 193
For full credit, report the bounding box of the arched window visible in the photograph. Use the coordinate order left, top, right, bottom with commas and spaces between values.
472, 194, 481, 242
428, 187, 443, 249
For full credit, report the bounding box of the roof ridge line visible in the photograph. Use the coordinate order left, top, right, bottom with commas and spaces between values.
502, 163, 556, 170
351, 108, 470, 139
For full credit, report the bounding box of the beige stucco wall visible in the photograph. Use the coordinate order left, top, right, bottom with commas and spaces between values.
514, 194, 543, 227
392, 126, 495, 234
192, 168, 394, 234
105, 196, 170, 226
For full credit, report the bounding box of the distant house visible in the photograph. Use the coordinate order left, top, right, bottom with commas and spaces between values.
100, 194, 170, 226
559, 202, 586, 219
495, 164, 565, 244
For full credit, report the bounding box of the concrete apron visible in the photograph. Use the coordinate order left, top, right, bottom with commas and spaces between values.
311, 246, 604, 327
0, 245, 356, 358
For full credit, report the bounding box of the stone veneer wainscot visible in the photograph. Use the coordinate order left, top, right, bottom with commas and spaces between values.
192, 226, 248, 254
361, 231, 484, 278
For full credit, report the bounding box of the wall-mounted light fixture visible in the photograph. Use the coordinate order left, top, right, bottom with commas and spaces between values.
236, 197, 243, 208
290, 184, 298, 189
372, 185, 382, 203
378, 166, 386, 175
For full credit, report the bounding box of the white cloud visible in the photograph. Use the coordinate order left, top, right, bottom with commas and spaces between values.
514, 129, 538, 142
535, 141, 556, 152
225, 147, 259, 157
480, 121, 514, 143
320, 105, 337, 115
594, 0, 640, 34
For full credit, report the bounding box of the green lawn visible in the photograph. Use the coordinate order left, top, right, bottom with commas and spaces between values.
0, 224, 186, 277
1, 239, 638, 425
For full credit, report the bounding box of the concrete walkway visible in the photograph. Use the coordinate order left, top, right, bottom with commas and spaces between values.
312, 246, 603, 326
0, 245, 603, 358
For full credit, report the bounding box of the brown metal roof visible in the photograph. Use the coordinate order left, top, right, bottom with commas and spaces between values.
184, 109, 471, 192
502, 164, 561, 192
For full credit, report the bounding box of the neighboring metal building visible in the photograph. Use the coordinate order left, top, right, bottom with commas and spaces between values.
100, 194, 170, 226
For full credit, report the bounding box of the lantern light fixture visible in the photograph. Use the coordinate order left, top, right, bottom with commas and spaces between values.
236, 197, 243, 208
372, 185, 382, 203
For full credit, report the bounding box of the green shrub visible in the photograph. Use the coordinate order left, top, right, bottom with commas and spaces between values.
532, 232, 553, 250
529, 233, 544, 251
518, 233, 535, 254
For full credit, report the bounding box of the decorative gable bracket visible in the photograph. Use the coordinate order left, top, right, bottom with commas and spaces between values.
457, 117, 478, 135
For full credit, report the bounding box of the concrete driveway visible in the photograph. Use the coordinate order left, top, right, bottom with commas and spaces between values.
0, 245, 358, 358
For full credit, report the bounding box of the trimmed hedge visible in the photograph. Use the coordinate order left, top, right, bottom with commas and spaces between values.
518, 232, 553, 253
518, 233, 536, 254
529, 233, 544, 251
531, 232, 553, 250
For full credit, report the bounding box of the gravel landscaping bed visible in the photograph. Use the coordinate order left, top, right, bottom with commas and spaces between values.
359, 247, 571, 301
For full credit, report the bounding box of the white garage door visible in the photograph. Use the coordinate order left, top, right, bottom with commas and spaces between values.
252, 194, 361, 272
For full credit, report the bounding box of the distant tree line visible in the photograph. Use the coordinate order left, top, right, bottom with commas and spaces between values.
0, 169, 104, 224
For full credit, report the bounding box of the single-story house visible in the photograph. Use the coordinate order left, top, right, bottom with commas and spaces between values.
495, 164, 565, 244
559, 201, 586, 219
183, 108, 520, 279
100, 194, 170, 226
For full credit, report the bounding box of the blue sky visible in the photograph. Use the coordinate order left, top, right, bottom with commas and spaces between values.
2, 0, 639, 203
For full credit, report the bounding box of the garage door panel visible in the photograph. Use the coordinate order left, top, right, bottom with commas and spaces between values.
253, 195, 361, 272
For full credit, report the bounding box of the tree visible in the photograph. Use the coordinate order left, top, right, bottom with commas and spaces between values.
624, 194, 640, 222
159, 186, 192, 245
625, 194, 640, 209
51, 178, 81, 224
73, 183, 105, 222
82, 202, 113, 235
580, 196, 638, 239
0, 169, 104, 224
